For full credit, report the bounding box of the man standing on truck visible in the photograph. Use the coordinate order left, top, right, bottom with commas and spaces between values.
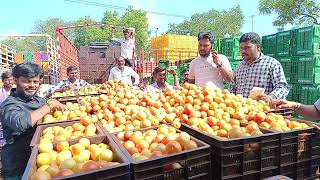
111, 28, 136, 68
0, 63, 64, 179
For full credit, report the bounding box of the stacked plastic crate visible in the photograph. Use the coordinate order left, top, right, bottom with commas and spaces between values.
151, 34, 198, 62
79, 43, 121, 84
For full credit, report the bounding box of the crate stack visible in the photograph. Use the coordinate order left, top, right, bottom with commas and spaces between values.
79, 43, 121, 84
151, 34, 199, 62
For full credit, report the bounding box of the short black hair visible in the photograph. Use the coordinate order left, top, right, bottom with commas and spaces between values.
1, 71, 12, 81
153, 66, 166, 76
198, 32, 214, 44
67, 65, 78, 73
12, 63, 43, 79
182, 69, 189, 74
240, 32, 261, 45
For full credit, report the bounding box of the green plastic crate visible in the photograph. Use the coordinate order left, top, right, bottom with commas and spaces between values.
230, 61, 242, 71
166, 66, 180, 86
278, 56, 292, 83
290, 83, 300, 102
232, 50, 242, 61
223, 83, 229, 89
291, 55, 320, 84
220, 37, 240, 61
158, 60, 169, 68
24, 52, 33, 63
299, 84, 320, 105
293, 25, 320, 56
287, 84, 293, 101
262, 34, 277, 57
276, 30, 292, 57
214, 38, 221, 53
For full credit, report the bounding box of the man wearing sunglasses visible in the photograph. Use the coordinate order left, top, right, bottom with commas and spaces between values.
189, 32, 233, 90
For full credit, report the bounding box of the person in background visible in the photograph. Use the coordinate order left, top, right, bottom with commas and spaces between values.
145, 66, 179, 92
180, 69, 189, 85
111, 28, 135, 67
0, 63, 64, 179
49, 65, 90, 94
189, 32, 233, 89
0, 71, 14, 104
108, 56, 140, 86
229, 32, 289, 102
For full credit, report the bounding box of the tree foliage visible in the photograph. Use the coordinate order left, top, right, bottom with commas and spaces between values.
167, 6, 244, 38
259, 0, 320, 26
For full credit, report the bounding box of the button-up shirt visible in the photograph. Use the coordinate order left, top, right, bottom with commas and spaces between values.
111, 38, 135, 59
0, 92, 46, 177
108, 66, 139, 85
49, 79, 90, 94
0, 87, 10, 105
229, 53, 289, 99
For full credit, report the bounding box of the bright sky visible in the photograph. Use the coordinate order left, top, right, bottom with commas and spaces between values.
0, 0, 284, 38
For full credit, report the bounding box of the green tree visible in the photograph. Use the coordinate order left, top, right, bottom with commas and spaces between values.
0, 37, 40, 51
167, 6, 244, 38
259, 0, 320, 26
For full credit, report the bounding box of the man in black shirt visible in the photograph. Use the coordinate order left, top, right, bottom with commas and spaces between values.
0, 63, 64, 179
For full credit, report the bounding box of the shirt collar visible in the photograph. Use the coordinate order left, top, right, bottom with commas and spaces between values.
11, 91, 40, 103
153, 82, 169, 89
246, 52, 265, 65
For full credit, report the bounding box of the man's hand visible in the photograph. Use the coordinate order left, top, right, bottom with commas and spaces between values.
271, 99, 299, 109
254, 94, 271, 103
168, 69, 176, 75
48, 99, 65, 111
211, 49, 222, 66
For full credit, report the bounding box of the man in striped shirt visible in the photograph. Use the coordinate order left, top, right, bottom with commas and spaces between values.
189, 32, 233, 90
229, 32, 289, 102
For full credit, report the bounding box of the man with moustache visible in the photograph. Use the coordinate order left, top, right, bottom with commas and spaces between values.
229, 32, 289, 101
0, 63, 64, 179
188, 32, 233, 89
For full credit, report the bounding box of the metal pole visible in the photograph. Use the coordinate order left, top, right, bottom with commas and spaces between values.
251, 15, 255, 32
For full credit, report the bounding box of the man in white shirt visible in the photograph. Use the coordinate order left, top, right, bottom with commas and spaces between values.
111, 28, 135, 67
145, 66, 179, 92
108, 56, 139, 86
189, 32, 233, 89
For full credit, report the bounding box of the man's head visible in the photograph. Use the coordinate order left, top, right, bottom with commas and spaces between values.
116, 56, 126, 69
198, 32, 214, 58
153, 66, 167, 84
1, 71, 14, 89
67, 65, 78, 82
123, 29, 130, 40
239, 32, 262, 63
12, 63, 43, 98
182, 69, 189, 81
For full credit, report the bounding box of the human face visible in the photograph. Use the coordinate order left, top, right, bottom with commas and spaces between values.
117, 57, 125, 68
123, 32, 130, 39
183, 71, 189, 81
240, 41, 261, 63
15, 76, 41, 98
198, 39, 212, 57
67, 70, 78, 82
3, 76, 14, 89
154, 70, 166, 84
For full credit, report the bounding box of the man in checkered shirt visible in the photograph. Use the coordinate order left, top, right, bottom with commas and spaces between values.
49, 65, 90, 94
229, 32, 289, 102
